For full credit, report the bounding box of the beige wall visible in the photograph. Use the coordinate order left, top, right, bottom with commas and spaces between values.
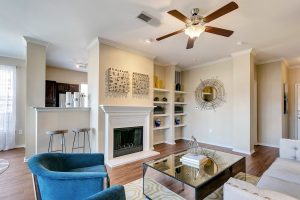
182, 59, 234, 148
182, 50, 255, 154
46, 66, 87, 84
99, 43, 154, 106
0, 56, 26, 146
88, 41, 154, 153
257, 61, 287, 147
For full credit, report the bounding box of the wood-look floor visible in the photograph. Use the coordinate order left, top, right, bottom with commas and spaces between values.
0, 139, 278, 200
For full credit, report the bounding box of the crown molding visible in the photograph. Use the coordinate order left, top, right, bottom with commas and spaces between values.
98, 37, 156, 60
23, 36, 49, 47
183, 56, 232, 71
256, 57, 288, 66
231, 48, 256, 57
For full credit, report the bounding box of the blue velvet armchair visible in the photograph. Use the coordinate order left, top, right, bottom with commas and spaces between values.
28, 153, 126, 200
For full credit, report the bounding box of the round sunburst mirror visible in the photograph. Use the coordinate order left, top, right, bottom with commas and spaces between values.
195, 78, 225, 110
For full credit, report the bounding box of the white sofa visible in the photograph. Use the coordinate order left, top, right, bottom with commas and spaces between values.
224, 138, 300, 200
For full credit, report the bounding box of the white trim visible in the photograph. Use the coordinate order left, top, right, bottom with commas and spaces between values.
164, 141, 176, 145
183, 57, 232, 71
0, 56, 25, 67
34, 107, 90, 112
256, 58, 284, 66
295, 84, 300, 140
232, 148, 255, 155
23, 36, 49, 47
98, 37, 156, 60
153, 140, 165, 145
14, 144, 25, 148
256, 142, 279, 148
99, 105, 154, 113
231, 48, 255, 57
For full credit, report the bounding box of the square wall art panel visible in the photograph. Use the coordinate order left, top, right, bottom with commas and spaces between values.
107, 67, 129, 93
132, 72, 149, 95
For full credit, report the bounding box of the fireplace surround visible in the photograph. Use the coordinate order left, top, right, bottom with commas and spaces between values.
100, 105, 159, 167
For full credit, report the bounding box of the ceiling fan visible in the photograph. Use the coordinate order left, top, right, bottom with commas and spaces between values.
156, 1, 239, 49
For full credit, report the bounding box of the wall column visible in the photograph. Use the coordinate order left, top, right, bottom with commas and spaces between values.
24, 37, 48, 158
232, 49, 256, 154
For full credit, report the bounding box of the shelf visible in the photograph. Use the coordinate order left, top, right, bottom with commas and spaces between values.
153, 114, 170, 117
174, 113, 187, 116
174, 102, 187, 105
154, 88, 170, 93
153, 126, 170, 131
174, 124, 186, 128
154, 101, 170, 104
175, 91, 188, 94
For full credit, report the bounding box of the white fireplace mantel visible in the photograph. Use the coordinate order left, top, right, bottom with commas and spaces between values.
99, 104, 159, 167
99, 105, 155, 113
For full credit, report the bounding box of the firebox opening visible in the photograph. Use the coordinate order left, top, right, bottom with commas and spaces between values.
113, 126, 143, 158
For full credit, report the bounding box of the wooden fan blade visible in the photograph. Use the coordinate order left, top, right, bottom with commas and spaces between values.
167, 10, 190, 24
205, 26, 234, 37
186, 37, 196, 49
203, 2, 238, 23
156, 29, 185, 41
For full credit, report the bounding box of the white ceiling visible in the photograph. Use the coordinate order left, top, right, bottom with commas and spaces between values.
1, 0, 300, 71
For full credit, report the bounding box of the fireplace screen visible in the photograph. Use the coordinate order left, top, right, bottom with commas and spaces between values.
113, 126, 143, 158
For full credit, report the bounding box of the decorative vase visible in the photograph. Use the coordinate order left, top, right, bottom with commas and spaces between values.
65, 92, 72, 108
175, 117, 181, 125
176, 83, 181, 91
154, 119, 161, 127
154, 75, 158, 87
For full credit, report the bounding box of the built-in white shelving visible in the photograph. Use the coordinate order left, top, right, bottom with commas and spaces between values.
174, 91, 188, 94
153, 114, 170, 117
154, 88, 170, 93
174, 124, 186, 128
174, 113, 187, 116
153, 101, 170, 104
153, 126, 170, 131
174, 102, 187, 105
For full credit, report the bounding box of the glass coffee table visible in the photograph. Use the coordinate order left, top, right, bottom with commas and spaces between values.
143, 148, 245, 200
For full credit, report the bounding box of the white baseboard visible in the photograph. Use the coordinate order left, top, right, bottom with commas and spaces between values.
14, 144, 25, 148
232, 148, 255, 155
256, 142, 279, 148
181, 137, 234, 149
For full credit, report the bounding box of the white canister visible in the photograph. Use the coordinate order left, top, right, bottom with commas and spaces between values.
65, 92, 72, 108
59, 93, 66, 108
73, 92, 80, 108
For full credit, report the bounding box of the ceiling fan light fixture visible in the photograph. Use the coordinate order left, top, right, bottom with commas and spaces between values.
184, 25, 205, 38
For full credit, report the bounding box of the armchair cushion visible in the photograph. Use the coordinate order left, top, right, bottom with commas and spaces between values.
85, 185, 126, 200
69, 165, 106, 173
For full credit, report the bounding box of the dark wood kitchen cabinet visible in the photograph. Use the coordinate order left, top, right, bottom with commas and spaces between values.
45, 80, 57, 107
46, 81, 80, 107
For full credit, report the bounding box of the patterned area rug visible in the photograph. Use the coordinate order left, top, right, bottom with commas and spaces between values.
124, 172, 259, 200
0, 159, 9, 175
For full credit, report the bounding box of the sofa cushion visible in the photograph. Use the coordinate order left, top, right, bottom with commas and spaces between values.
257, 175, 300, 199
224, 178, 298, 200
69, 165, 106, 173
262, 158, 300, 185
280, 138, 300, 161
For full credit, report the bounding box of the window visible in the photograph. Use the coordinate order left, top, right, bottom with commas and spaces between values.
0, 65, 16, 150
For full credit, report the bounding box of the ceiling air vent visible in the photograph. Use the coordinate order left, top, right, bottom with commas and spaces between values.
137, 12, 152, 22
136, 11, 160, 27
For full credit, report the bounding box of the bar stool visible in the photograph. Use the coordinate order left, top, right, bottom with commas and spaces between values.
46, 130, 68, 153
72, 128, 91, 153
